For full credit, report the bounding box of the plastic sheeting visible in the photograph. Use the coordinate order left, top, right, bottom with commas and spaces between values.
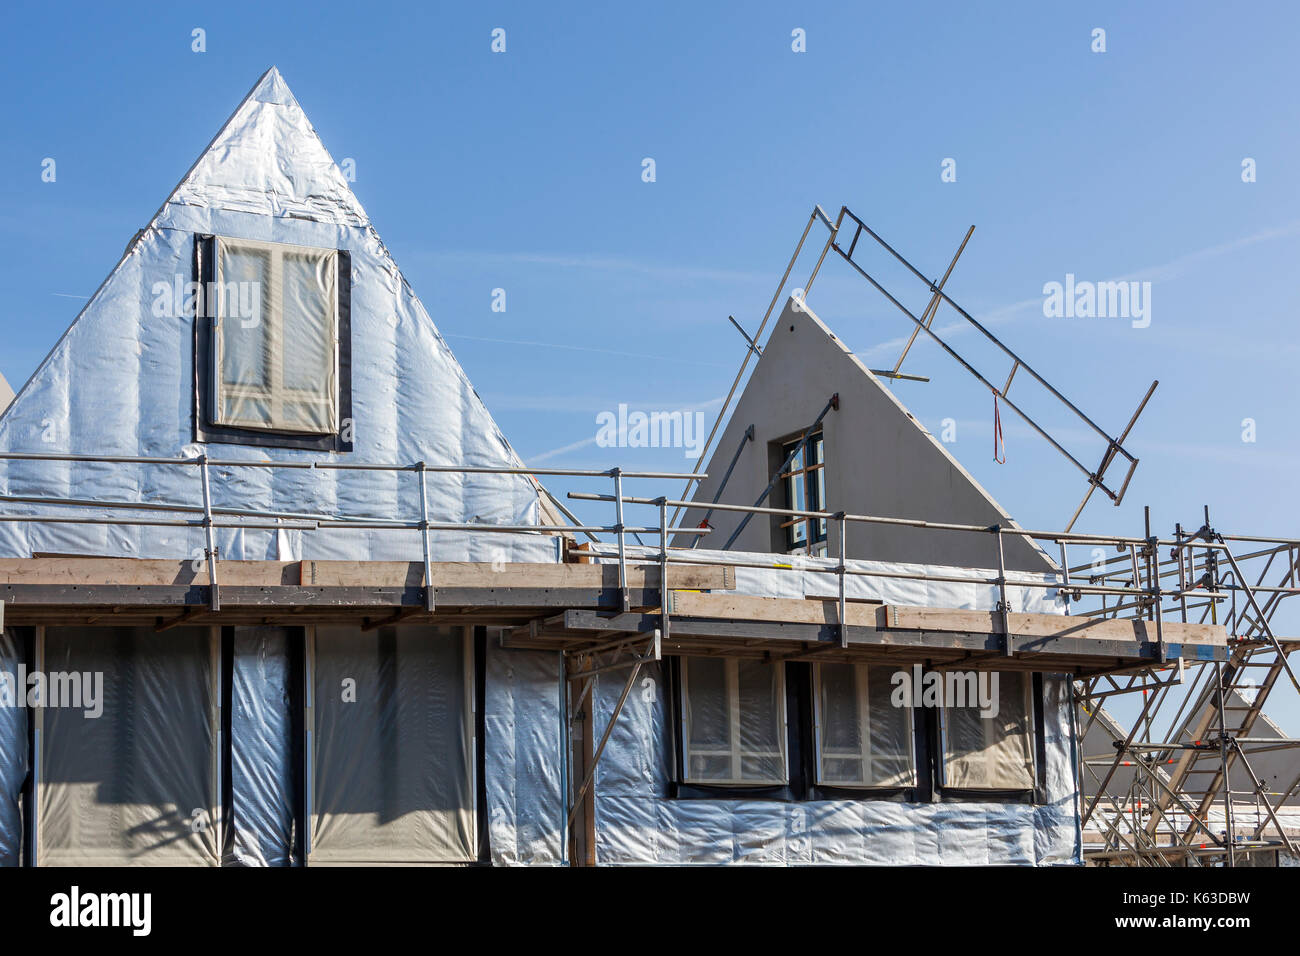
815, 663, 913, 788
213, 237, 338, 434
942, 671, 1036, 790
0, 630, 26, 866
308, 624, 473, 865
0, 67, 554, 567
227, 626, 297, 866
483, 640, 567, 866
37, 626, 220, 866
588, 661, 1081, 865
682, 657, 786, 785
0, 68, 564, 866
586, 544, 1064, 614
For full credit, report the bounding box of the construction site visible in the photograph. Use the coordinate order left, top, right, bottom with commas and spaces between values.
0, 66, 1294, 870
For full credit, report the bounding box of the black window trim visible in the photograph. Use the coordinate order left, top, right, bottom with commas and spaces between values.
929, 668, 1046, 804
192, 234, 353, 453
777, 429, 827, 553
666, 654, 1047, 806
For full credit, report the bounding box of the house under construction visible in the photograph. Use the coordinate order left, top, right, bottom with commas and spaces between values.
0, 68, 1292, 867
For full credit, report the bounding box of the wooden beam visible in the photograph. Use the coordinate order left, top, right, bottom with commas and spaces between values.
669, 590, 880, 626
879, 605, 1225, 647
505, 606, 1227, 668
665, 592, 1225, 647
0, 558, 735, 592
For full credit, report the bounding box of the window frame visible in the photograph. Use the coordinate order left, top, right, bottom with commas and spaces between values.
812, 661, 917, 790
665, 658, 1046, 806
937, 669, 1038, 794
210, 236, 340, 435
778, 429, 827, 555
192, 235, 353, 452
304, 623, 479, 865
678, 655, 789, 787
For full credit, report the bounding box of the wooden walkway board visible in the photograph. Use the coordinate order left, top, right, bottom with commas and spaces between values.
881, 605, 1225, 647
666, 591, 1226, 647
0, 558, 734, 592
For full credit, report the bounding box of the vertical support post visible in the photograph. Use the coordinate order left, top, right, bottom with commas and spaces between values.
211, 625, 223, 856
1058, 541, 1070, 611
837, 513, 848, 648
659, 497, 670, 644
1142, 507, 1153, 621
557, 647, 571, 866
613, 468, 629, 613
1175, 522, 1188, 624
199, 454, 220, 612
31, 626, 44, 866
1215, 659, 1236, 867
303, 625, 315, 865
1149, 554, 1165, 665
567, 658, 644, 830
1204, 505, 1219, 628
417, 462, 435, 612
995, 526, 1011, 656
565, 652, 597, 866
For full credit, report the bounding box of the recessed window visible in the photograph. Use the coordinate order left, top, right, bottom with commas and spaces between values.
780, 430, 826, 555
813, 662, 915, 788
680, 657, 787, 786
940, 671, 1036, 790
308, 624, 475, 864
211, 236, 339, 434
37, 626, 220, 865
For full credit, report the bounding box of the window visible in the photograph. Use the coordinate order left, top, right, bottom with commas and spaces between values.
680, 657, 787, 785
211, 236, 339, 434
308, 624, 475, 864
814, 663, 915, 788
37, 626, 220, 866
780, 430, 827, 555
940, 670, 1035, 790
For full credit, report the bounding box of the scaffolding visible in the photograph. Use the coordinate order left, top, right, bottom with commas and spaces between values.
671, 206, 1300, 866
1074, 509, 1300, 866
676, 204, 1158, 534
0, 449, 1291, 865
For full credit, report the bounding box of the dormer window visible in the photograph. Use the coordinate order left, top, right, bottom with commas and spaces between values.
211, 237, 339, 434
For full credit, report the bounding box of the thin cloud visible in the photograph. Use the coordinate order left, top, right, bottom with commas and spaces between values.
422, 249, 767, 284
528, 397, 724, 464
444, 333, 731, 368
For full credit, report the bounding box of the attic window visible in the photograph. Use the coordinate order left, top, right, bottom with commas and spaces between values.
210, 236, 339, 434
779, 430, 827, 555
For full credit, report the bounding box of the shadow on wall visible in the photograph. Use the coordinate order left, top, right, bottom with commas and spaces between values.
29, 624, 474, 865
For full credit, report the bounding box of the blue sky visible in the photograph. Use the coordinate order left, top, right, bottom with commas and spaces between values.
1, 3, 1297, 728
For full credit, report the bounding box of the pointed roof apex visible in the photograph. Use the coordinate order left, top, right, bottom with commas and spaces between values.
249, 65, 294, 106
159, 65, 368, 227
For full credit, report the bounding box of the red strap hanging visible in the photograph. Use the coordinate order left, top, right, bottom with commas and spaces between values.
992, 389, 1006, 464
